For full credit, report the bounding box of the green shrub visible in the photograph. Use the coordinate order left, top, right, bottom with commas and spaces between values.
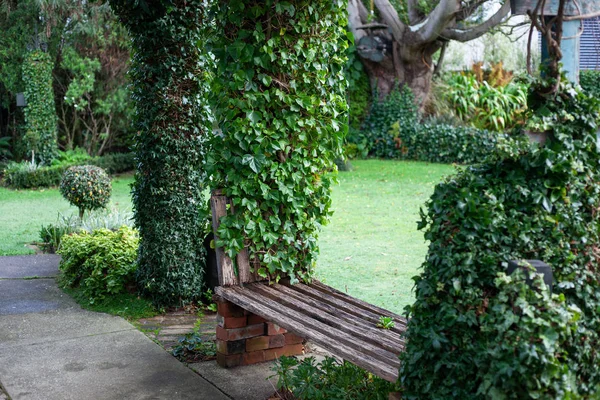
441, 72, 528, 131
89, 152, 135, 174
51, 148, 92, 166
580, 70, 600, 99
272, 356, 394, 400
60, 165, 112, 219
355, 86, 418, 159
58, 226, 139, 304
399, 80, 600, 398
39, 209, 133, 252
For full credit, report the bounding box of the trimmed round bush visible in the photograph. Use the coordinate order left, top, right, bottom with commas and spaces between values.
60, 165, 112, 219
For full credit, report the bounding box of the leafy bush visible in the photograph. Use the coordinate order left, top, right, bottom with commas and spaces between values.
272, 356, 394, 400
58, 226, 139, 304
90, 152, 135, 174
346, 45, 371, 131
354, 86, 418, 159
39, 209, 133, 252
441, 72, 528, 131
580, 70, 600, 99
399, 80, 600, 398
60, 165, 112, 219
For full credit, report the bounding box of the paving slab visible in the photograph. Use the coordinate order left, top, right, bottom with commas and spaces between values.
0, 310, 134, 349
191, 360, 278, 400
0, 255, 60, 279
0, 330, 228, 400
0, 279, 75, 315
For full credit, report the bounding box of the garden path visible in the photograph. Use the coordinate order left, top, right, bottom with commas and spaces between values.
0, 255, 229, 400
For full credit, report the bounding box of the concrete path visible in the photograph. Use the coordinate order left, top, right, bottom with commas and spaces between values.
0, 255, 229, 400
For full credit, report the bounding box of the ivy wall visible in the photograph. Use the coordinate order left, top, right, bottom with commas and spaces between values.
23, 50, 58, 164
207, 0, 348, 283
109, 0, 209, 305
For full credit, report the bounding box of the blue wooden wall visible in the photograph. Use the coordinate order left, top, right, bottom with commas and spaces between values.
581, 17, 600, 70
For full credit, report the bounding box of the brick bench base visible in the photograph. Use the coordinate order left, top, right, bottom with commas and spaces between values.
215, 297, 305, 368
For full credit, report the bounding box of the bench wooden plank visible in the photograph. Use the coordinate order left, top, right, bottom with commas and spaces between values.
210, 192, 237, 286
240, 285, 400, 367
284, 282, 406, 335
310, 281, 406, 323
271, 283, 403, 345
251, 284, 403, 354
216, 285, 400, 382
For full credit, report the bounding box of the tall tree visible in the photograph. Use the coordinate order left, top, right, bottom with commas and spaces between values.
348, 0, 511, 104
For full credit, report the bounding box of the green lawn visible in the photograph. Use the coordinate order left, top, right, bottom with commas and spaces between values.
317, 160, 455, 314
0, 174, 134, 255
0, 161, 454, 313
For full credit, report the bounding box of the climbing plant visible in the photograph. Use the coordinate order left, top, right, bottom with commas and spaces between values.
108, 0, 209, 305
207, 0, 348, 283
22, 50, 58, 164
399, 79, 600, 398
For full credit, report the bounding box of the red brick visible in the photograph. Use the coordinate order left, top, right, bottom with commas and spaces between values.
216, 339, 246, 355
217, 301, 245, 318
216, 323, 265, 341
284, 332, 304, 345
246, 336, 270, 352
241, 350, 265, 365
247, 314, 267, 325
264, 344, 304, 361
266, 322, 287, 335
217, 315, 247, 329
217, 352, 242, 368
268, 334, 285, 349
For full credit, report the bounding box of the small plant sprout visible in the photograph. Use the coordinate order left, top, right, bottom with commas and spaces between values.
377, 316, 395, 330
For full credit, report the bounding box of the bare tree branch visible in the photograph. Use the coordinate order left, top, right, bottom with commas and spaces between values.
413, 0, 460, 44
373, 0, 407, 41
406, 0, 421, 24
441, 0, 511, 42
348, 0, 369, 42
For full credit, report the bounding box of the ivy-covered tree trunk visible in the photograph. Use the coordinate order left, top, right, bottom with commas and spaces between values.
208, 0, 348, 283
109, 0, 209, 305
23, 50, 58, 164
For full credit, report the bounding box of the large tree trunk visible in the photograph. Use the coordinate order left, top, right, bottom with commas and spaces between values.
360, 40, 438, 106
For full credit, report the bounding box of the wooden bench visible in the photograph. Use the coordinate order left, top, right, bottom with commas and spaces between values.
211, 191, 407, 382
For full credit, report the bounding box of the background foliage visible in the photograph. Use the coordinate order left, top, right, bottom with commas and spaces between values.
399, 80, 600, 398
580, 70, 600, 99
207, 0, 348, 283
109, 0, 209, 305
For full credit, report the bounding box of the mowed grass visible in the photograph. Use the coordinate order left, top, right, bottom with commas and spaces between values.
0, 173, 134, 255
317, 160, 455, 314
0, 161, 455, 313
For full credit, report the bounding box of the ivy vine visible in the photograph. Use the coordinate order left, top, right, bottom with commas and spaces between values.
207, 0, 348, 284
22, 50, 58, 164
109, 0, 209, 305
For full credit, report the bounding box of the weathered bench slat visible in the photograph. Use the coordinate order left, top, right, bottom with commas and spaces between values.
242, 285, 400, 367
216, 285, 400, 382
310, 281, 406, 324
284, 282, 406, 335
210, 193, 238, 286
271, 283, 403, 345
252, 283, 403, 354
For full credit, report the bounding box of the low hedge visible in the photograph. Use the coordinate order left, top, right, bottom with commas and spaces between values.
2, 152, 135, 189
351, 86, 528, 164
